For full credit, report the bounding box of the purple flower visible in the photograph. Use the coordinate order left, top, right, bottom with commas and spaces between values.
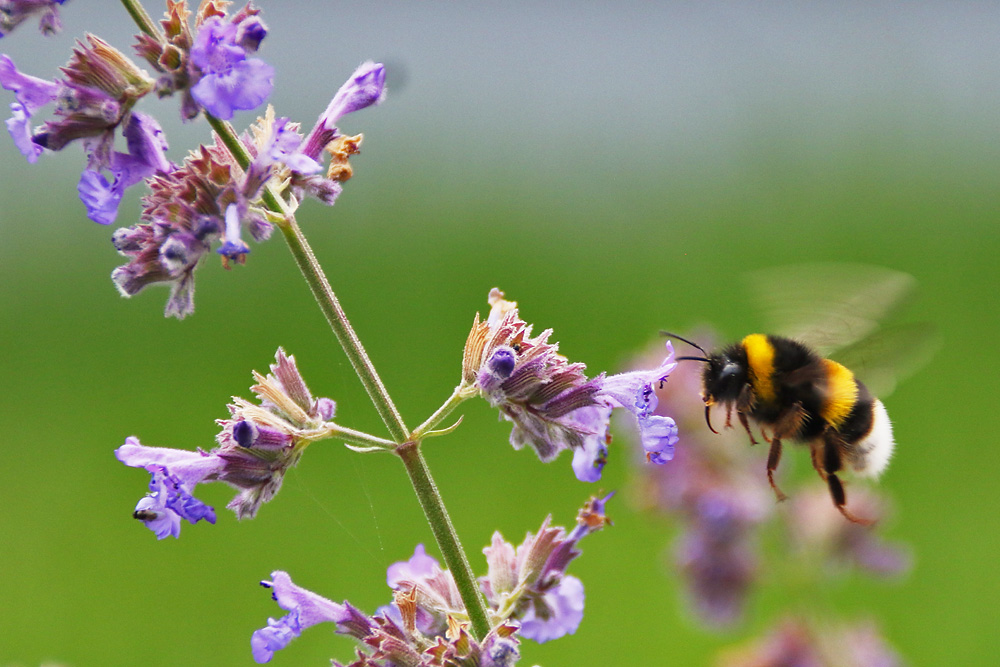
190, 15, 273, 120
252, 571, 354, 664
0, 54, 57, 161
0, 0, 68, 38
115, 437, 222, 539
117, 349, 339, 534
462, 289, 610, 475
319, 61, 386, 127
599, 340, 679, 464
518, 575, 584, 642
463, 289, 679, 481
78, 112, 171, 225
481, 493, 612, 643
299, 62, 385, 160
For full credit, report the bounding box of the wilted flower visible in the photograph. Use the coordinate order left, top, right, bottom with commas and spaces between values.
0, 0, 68, 38
116, 348, 339, 537
462, 288, 677, 482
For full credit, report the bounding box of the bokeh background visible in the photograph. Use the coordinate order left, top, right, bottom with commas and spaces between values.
2, 1, 998, 664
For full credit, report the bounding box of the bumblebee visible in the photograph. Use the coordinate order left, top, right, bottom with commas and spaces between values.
668, 332, 892, 524
665, 264, 936, 524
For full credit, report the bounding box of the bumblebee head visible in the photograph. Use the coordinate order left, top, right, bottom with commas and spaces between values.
703, 347, 748, 404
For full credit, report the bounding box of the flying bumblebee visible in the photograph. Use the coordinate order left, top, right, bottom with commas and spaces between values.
665, 264, 936, 524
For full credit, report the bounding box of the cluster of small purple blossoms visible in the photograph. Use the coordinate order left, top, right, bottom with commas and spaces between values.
251, 494, 613, 665
133, 1, 272, 121
110, 59, 384, 317
0, 0, 67, 38
461, 288, 678, 482
115, 348, 339, 538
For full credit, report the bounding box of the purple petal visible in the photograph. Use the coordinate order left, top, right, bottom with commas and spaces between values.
639, 413, 678, 464
7, 102, 42, 161
387, 544, 440, 588
0, 54, 58, 112
217, 202, 250, 259
77, 169, 122, 225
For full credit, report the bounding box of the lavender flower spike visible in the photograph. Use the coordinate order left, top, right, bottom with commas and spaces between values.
190, 14, 274, 120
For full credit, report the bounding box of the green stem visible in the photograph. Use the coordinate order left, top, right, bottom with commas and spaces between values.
204, 114, 410, 444
317, 424, 395, 451
396, 441, 492, 640
411, 384, 473, 440
119, 0, 162, 41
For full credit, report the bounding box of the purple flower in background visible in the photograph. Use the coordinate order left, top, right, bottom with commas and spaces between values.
189, 14, 273, 120
0, 0, 68, 38
718, 617, 903, 667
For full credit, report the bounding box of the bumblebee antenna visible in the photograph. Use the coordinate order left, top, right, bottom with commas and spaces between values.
661, 331, 710, 356
676, 355, 711, 363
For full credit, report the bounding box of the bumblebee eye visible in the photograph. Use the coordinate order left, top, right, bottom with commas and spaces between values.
720, 362, 741, 381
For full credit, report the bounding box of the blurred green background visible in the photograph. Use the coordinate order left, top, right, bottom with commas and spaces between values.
2, 1, 998, 665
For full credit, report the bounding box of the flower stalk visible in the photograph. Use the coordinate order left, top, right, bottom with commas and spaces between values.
395, 440, 493, 640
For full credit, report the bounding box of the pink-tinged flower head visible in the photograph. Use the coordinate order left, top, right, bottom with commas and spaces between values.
462, 288, 609, 476
0, 0, 68, 38
481, 493, 613, 643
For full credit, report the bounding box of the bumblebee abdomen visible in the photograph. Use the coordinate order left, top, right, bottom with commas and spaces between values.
819, 358, 859, 429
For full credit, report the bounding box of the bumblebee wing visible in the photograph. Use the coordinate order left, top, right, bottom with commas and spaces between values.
831, 322, 940, 398
746, 263, 915, 357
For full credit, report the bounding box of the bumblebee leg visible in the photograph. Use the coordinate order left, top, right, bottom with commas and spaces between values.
737, 411, 759, 445
822, 436, 875, 526
766, 437, 788, 501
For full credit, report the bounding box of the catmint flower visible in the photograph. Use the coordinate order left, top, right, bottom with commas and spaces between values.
29, 35, 153, 154
462, 288, 610, 472
189, 12, 273, 120
0, 0, 68, 38
77, 111, 171, 225
463, 288, 677, 482
0, 53, 57, 161
300, 61, 385, 163
117, 349, 338, 536
251, 571, 361, 664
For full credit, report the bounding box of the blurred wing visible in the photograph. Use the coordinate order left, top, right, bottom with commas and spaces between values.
831, 322, 941, 398
746, 263, 916, 356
